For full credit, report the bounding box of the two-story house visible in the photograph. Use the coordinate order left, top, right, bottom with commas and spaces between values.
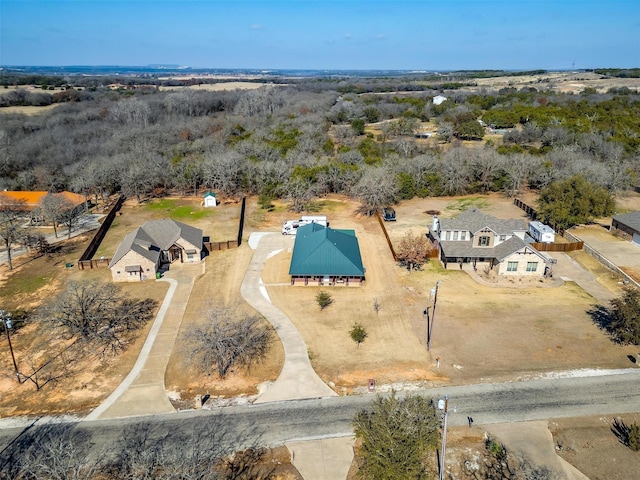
430, 208, 551, 276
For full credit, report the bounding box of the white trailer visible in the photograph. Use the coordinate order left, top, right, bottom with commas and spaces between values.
528, 221, 555, 243
282, 215, 328, 235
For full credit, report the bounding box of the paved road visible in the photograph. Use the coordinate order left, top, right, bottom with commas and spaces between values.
2, 368, 639, 452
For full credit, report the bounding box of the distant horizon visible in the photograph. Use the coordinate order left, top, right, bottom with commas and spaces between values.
2, 1, 638, 71
2, 65, 634, 75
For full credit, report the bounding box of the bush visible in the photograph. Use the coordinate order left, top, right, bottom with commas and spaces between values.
349, 323, 368, 348
316, 290, 333, 310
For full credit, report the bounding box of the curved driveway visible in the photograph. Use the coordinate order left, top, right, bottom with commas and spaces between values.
241, 233, 337, 403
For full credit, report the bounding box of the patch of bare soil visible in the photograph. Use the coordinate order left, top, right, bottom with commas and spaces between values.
550, 414, 640, 480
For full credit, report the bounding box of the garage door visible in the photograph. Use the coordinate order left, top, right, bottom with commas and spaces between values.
633, 232, 640, 246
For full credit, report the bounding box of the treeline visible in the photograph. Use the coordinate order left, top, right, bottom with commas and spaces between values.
591, 68, 640, 78
0, 75, 639, 214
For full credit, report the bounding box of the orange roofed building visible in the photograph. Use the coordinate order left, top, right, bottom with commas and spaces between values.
0, 191, 86, 210
0, 191, 87, 224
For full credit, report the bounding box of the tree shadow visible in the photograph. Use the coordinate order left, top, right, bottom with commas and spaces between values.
612, 418, 632, 447
0, 421, 98, 480
105, 415, 276, 479
587, 304, 615, 337
0, 412, 276, 479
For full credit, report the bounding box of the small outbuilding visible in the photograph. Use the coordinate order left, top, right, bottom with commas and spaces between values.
433, 95, 448, 106
611, 211, 640, 246
203, 192, 217, 208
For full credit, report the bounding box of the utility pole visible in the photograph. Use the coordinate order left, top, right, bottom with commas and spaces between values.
438, 394, 449, 480
1, 310, 20, 383
424, 280, 441, 352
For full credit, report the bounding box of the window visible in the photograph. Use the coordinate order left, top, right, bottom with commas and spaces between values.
479, 235, 490, 246
460, 232, 466, 241
507, 261, 518, 272
526, 262, 538, 272
445, 231, 451, 240
453, 231, 459, 240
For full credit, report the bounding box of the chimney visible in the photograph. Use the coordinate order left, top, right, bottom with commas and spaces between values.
431, 215, 439, 236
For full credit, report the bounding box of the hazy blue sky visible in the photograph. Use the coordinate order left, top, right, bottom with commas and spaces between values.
1, 0, 638, 70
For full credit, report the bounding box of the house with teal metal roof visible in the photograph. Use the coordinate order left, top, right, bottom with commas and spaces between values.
289, 223, 365, 286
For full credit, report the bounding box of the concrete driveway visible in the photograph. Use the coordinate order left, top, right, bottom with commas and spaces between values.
571, 225, 640, 272
241, 232, 337, 403
552, 252, 618, 304
85, 262, 204, 420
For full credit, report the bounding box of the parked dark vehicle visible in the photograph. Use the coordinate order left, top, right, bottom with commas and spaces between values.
383, 207, 396, 221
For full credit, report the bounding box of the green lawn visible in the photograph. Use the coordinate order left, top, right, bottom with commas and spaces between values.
144, 198, 217, 221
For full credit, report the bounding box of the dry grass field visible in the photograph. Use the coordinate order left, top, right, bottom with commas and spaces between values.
470, 70, 640, 94
2, 192, 639, 478
0, 234, 169, 416
252, 193, 637, 393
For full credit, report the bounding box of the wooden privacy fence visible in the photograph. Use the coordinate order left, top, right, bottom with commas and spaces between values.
513, 198, 537, 219
77, 194, 125, 270
78, 257, 111, 270
376, 212, 397, 261
531, 241, 583, 252
204, 240, 239, 251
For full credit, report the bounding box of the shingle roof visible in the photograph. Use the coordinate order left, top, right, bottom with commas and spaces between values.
289, 223, 365, 277
108, 219, 202, 268
439, 208, 527, 235
440, 235, 546, 262
613, 211, 640, 232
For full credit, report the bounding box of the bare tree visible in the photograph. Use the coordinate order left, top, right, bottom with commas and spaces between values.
45, 281, 157, 356
440, 147, 471, 195
396, 230, 433, 272
351, 166, 398, 215
0, 193, 28, 271
202, 149, 247, 197
284, 176, 317, 213
39, 193, 78, 239
501, 153, 532, 196
186, 306, 273, 379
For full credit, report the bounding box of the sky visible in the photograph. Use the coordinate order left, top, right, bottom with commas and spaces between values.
1, 0, 639, 71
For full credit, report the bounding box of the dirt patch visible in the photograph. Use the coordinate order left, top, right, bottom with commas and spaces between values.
550, 413, 640, 480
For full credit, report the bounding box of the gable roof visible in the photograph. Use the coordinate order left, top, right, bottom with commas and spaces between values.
289, 223, 365, 277
108, 219, 202, 268
0, 191, 85, 210
439, 208, 527, 235
613, 211, 640, 232
440, 235, 547, 262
